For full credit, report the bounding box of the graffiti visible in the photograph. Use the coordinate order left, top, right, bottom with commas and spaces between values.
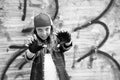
71, 0, 113, 70
73, 0, 114, 32
21, 0, 59, 34
1, 0, 120, 80
0, 0, 11, 41
21, 0, 27, 21
0, 0, 4, 10
28, 0, 49, 8
0, 19, 11, 41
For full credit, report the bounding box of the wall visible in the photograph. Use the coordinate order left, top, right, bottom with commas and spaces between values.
0, 0, 120, 80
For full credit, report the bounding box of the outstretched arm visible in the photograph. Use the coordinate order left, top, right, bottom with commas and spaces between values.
24, 35, 44, 61
24, 50, 35, 61
56, 31, 72, 52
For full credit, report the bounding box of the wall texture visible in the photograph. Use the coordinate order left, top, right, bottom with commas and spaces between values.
0, 0, 120, 80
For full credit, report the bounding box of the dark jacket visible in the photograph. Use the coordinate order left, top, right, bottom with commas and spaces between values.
26, 34, 72, 80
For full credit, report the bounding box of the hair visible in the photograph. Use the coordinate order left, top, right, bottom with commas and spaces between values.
33, 13, 57, 50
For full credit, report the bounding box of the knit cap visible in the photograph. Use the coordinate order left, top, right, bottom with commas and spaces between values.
34, 13, 53, 27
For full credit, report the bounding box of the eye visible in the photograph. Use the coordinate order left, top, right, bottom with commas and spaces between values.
38, 29, 42, 32
46, 28, 49, 31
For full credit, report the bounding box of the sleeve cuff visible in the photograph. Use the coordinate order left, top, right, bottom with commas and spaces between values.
62, 41, 72, 51
25, 52, 35, 61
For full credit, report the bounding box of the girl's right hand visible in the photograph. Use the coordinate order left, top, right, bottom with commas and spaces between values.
26, 35, 44, 53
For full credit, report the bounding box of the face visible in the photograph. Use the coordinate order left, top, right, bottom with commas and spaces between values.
36, 26, 51, 40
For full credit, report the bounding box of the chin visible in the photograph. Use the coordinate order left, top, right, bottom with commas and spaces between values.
41, 37, 47, 40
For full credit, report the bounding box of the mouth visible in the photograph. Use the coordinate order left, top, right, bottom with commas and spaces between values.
41, 36, 48, 40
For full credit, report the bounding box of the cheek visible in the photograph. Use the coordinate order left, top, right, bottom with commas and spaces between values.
47, 30, 51, 34
36, 31, 42, 36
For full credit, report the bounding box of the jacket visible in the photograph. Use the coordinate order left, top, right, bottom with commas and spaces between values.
25, 34, 72, 80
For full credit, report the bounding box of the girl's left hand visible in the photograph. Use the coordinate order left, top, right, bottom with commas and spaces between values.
56, 31, 71, 44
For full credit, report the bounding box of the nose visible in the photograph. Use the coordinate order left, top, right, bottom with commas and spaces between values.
42, 30, 47, 35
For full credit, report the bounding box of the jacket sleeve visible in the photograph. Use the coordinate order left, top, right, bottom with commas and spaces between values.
24, 50, 35, 61
59, 41, 72, 52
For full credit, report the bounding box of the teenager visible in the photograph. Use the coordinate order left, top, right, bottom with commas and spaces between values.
25, 13, 72, 80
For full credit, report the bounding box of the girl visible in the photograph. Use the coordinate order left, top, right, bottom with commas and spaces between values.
25, 13, 72, 80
